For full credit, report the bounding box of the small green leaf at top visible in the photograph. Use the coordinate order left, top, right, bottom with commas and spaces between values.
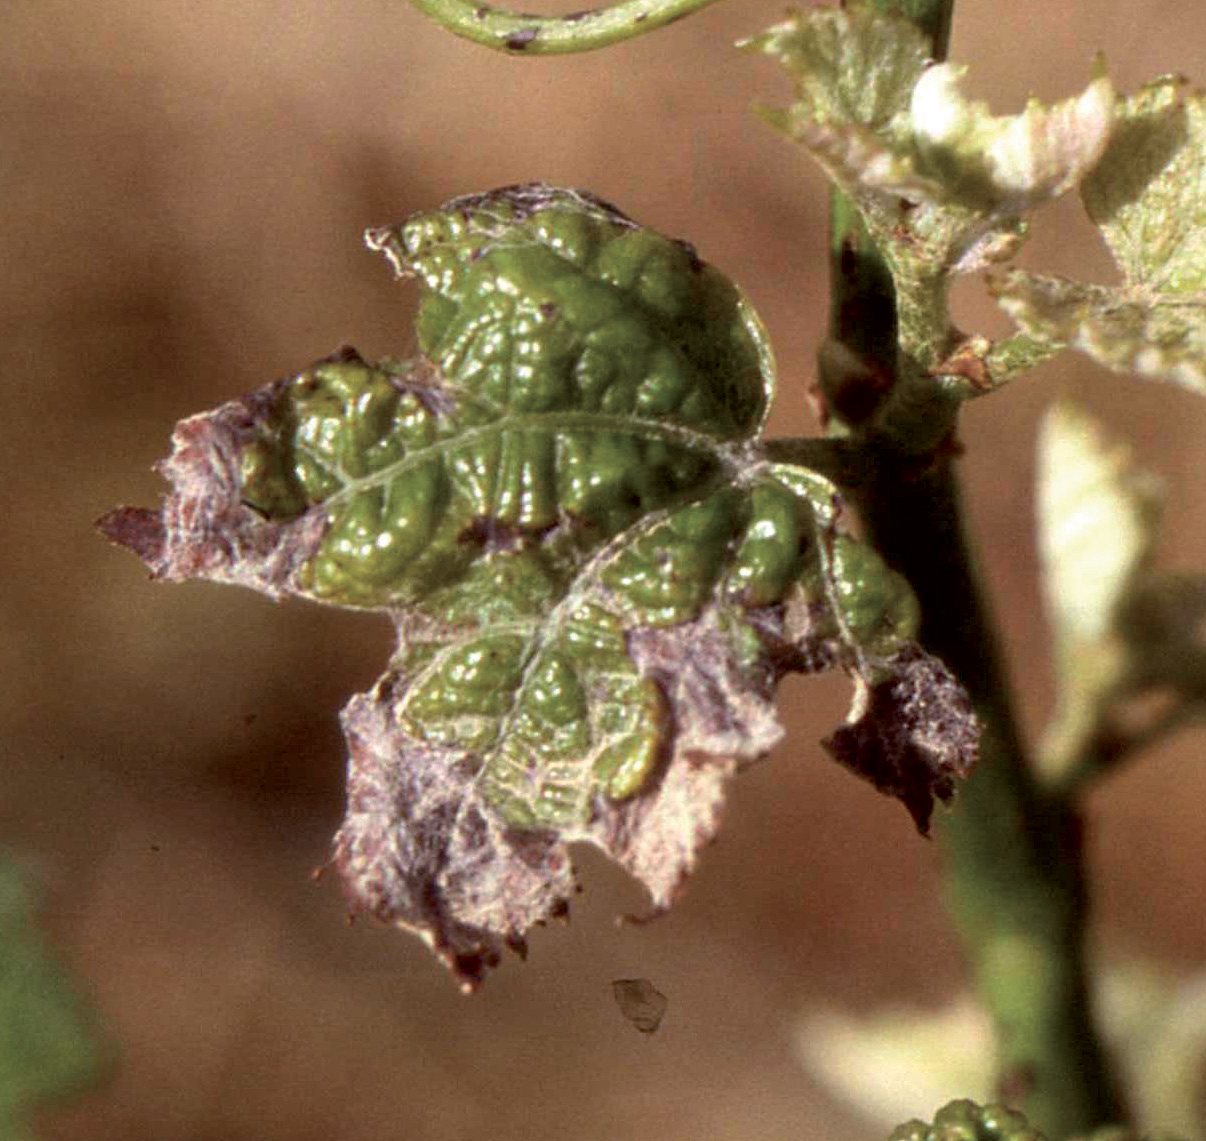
99, 184, 977, 988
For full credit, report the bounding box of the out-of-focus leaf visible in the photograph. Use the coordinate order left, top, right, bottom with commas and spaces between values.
100, 184, 977, 988
994, 82, 1206, 391
1036, 400, 1160, 781
1036, 400, 1206, 786
0, 858, 100, 1139
1039, 400, 1161, 646
803, 965, 1203, 1139
611, 978, 667, 1034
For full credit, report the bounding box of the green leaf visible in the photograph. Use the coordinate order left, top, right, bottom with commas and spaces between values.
99, 185, 977, 988
1083, 78, 1206, 295
745, 3, 930, 139
0, 858, 101, 1139
994, 82, 1206, 391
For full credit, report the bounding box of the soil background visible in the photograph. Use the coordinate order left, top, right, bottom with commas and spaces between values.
3, 1, 1205, 1138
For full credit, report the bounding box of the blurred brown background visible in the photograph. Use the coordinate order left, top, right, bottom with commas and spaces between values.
3, 1, 1206, 1138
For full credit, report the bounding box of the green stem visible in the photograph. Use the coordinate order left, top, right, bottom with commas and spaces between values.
853, 462, 1125, 1138
405, 0, 726, 54
825, 0, 1126, 1136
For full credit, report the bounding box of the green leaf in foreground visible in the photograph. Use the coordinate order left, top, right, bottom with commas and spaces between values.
994, 80, 1206, 391
98, 184, 977, 989
0, 858, 101, 1139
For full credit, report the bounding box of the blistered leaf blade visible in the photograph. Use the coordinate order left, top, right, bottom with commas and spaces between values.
102, 184, 977, 986
1083, 80, 1206, 294
366, 183, 774, 439
888, 1100, 1047, 1141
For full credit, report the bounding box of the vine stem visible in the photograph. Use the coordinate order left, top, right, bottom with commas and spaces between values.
405, 0, 726, 54
829, 1, 1126, 1136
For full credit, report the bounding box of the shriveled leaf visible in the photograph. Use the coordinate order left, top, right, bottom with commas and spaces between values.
824, 645, 977, 834
0, 858, 101, 1139
100, 184, 976, 988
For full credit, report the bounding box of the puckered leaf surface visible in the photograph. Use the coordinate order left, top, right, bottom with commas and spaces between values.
99, 184, 977, 988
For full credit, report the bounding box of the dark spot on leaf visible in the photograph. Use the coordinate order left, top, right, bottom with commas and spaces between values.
612, 978, 667, 1034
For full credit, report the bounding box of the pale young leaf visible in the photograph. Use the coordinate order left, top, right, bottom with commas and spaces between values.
909, 60, 1116, 216
992, 272, 1206, 393
751, 3, 1114, 284
1036, 400, 1162, 780
1082, 79, 1206, 295
994, 82, 1206, 389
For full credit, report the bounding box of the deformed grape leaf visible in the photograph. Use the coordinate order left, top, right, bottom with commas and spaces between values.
99, 184, 977, 988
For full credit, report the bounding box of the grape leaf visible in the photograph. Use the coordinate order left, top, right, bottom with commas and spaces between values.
1037, 400, 1206, 788
993, 80, 1206, 392
99, 184, 977, 988
748, 4, 1114, 276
